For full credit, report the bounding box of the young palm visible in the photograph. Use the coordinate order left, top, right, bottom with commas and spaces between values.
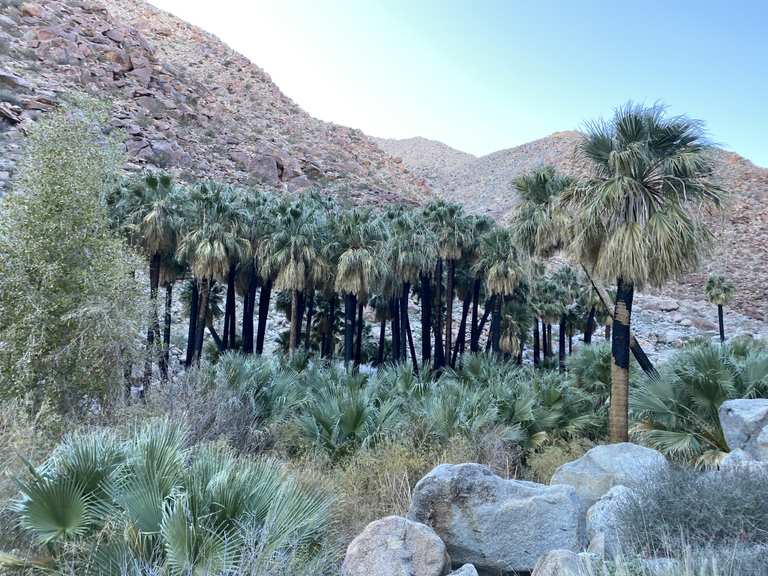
334, 208, 384, 367
260, 197, 327, 356
177, 182, 250, 364
561, 103, 724, 442
704, 273, 735, 343
472, 227, 526, 354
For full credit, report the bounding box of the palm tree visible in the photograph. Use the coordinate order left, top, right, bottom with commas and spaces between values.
424, 200, 473, 368
260, 198, 327, 356
334, 208, 383, 367
118, 173, 183, 387
561, 103, 724, 442
533, 275, 566, 362
177, 182, 250, 364
704, 273, 735, 343
552, 265, 582, 372
472, 227, 525, 354
381, 211, 435, 370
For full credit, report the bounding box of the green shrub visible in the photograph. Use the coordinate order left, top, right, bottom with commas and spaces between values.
631, 339, 768, 467
527, 438, 594, 483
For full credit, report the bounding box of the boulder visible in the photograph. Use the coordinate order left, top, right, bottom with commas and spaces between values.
550, 443, 668, 510
408, 463, 583, 574
531, 550, 598, 576
341, 515, 450, 576
448, 565, 478, 576
719, 399, 768, 461
586, 485, 636, 559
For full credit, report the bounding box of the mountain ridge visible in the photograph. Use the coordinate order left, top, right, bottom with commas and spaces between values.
0, 0, 429, 206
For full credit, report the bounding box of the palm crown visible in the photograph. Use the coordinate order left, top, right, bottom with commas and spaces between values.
704, 273, 735, 306
561, 103, 723, 288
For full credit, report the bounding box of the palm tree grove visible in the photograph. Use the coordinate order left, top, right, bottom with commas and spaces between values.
1, 2, 767, 575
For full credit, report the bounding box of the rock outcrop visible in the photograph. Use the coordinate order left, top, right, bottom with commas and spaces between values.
341, 516, 450, 576
0, 0, 429, 206
531, 550, 598, 576
550, 443, 668, 510
586, 485, 636, 559
408, 463, 584, 574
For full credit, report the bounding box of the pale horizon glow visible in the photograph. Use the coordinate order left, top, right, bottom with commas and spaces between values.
149, 0, 768, 166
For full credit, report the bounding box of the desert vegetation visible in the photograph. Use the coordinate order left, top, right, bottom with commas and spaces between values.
1, 102, 765, 575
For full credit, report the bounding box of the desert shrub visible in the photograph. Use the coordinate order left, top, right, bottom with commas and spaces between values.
0, 103, 145, 415
614, 466, 768, 557
631, 339, 768, 467
527, 437, 594, 483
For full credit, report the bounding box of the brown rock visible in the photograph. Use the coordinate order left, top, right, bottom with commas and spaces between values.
20, 3, 43, 18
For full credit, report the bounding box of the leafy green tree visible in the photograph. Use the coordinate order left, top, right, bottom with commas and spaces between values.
562, 103, 724, 441
0, 106, 145, 413
704, 273, 735, 343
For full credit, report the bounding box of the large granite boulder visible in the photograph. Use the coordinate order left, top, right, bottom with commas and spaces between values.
586, 485, 636, 559
719, 399, 768, 461
531, 550, 598, 576
448, 565, 479, 576
550, 443, 668, 509
407, 463, 583, 574
341, 516, 450, 576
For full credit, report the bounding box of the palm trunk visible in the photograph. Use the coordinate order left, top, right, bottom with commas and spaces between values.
490, 295, 502, 354
584, 306, 596, 344
324, 294, 337, 358
433, 259, 446, 369
718, 304, 725, 343
470, 276, 481, 352
142, 252, 161, 391
400, 282, 410, 362
289, 289, 301, 356
533, 319, 540, 366
296, 291, 306, 346
222, 263, 236, 350
445, 259, 455, 362
452, 293, 471, 367
569, 333, 573, 355
609, 278, 634, 443
390, 296, 401, 363
305, 290, 315, 350
477, 298, 493, 346
185, 280, 198, 367
605, 323, 611, 341
377, 318, 387, 365
516, 333, 524, 365
545, 324, 553, 358
206, 317, 223, 351
192, 277, 210, 365
405, 308, 419, 374
255, 278, 272, 355
344, 293, 356, 367
161, 282, 172, 380
354, 301, 364, 366
558, 314, 566, 373
242, 267, 257, 354
420, 274, 432, 366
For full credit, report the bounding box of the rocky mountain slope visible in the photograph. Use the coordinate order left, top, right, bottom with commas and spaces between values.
372, 136, 475, 190
380, 132, 768, 321
0, 0, 429, 205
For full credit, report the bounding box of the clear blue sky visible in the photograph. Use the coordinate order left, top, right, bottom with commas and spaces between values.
150, 0, 768, 166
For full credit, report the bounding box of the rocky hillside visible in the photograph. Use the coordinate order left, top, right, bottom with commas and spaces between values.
0, 0, 429, 205
383, 131, 768, 320
372, 136, 475, 190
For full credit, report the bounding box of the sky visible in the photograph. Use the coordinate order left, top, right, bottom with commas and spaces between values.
149, 0, 768, 166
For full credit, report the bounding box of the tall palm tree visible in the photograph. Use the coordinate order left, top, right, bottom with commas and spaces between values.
552, 265, 581, 372
561, 103, 724, 442
472, 227, 525, 354
334, 208, 383, 367
704, 273, 735, 343
117, 173, 183, 387
424, 200, 473, 368
177, 182, 250, 364
260, 197, 327, 356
